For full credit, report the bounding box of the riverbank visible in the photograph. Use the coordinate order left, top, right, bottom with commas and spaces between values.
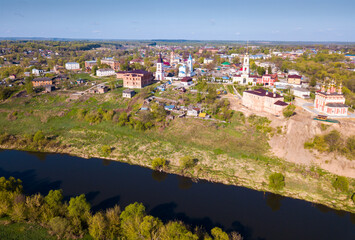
0, 91, 354, 214
1, 134, 354, 214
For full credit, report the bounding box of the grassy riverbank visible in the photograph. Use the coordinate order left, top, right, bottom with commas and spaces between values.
0, 91, 354, 213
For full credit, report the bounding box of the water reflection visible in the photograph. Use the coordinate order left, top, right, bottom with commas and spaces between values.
265, 192, 284, 211
102, 159, 111, 166
26, 151, 48, 161
177, 176, 193, 190
152, 171, 167, 182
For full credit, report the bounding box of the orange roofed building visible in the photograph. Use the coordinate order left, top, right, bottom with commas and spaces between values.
117, 70, 154, 89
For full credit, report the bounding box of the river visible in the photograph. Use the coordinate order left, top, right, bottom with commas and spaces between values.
0, 149, 354, 240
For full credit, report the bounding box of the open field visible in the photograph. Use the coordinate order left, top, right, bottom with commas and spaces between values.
0, 89, 355, 213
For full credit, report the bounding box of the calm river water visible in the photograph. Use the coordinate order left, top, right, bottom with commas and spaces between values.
0, 149, 354, 240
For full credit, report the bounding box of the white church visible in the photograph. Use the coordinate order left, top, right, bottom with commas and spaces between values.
178, 54, 194, 78
155, 54, 164, 81
232, 52, 257, 85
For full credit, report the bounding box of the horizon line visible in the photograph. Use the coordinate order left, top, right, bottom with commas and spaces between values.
0, 37, 355, 44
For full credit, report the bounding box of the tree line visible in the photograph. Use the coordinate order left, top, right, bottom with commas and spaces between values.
0, 176, 243, 240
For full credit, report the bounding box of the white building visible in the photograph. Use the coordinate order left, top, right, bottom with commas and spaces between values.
65, 62, 80, 70
32, 68, 44, 76
96, 68, 116, 77
292, 87, 310, 99
156, 54, 164, 81
232, 53, 257, 85
178, 54, 194, 78
203, 58, 214, 64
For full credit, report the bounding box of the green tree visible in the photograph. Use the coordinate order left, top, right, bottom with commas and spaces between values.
118, 112, 129, 126
269, 173, 285, 190
332, 176, 349, 192
49, 217, 71, 239
105, 205, 121, 239
92, 65, 98, 75
179, 156, 197, 170
211, 227, 229, 240
151, 158, 166, 170
159, 221, 198, 240
67, 194, 91, 221
101, 145, 112, 157
324, 130, 342, 152
0, 176, 23, 193
33, 130, 45, 143
89, 212, 108, 240
120, 202, 146, 239
139, 215, 163, 239
282, 104, 296, 118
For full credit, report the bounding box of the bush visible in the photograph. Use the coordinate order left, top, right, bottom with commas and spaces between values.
151, 158, 166, 170
324, 130, 341, 152
211, 227, 229, 240
332, 176, 349, 192
33, 130, 45, 143
282, 104, 295, 118
49, 216, 71, 239
101, 145, 111, 157
269, 173, 285, 190
179, 156, 197, 170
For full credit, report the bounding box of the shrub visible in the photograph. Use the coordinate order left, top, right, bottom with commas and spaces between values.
33, 130, 45, 143
49, 216, 71, 239
282, 104, 296, 118
332, 176, 349, 192
324, 130, 342, 152
346, 136, 355, 154
269, 173, 285, 190
151, 158, 166, 170
101, 145, 112, 157
211, 227, 229, 240
179, 156, 197, 170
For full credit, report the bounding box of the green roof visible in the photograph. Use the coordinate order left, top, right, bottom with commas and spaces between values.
221, 62, 231, 65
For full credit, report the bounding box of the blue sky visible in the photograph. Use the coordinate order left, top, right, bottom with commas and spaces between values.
0, 0, 354, 41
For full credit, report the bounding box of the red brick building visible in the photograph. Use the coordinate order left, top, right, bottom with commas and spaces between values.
32, 77, 53, 87
117, 70, 154, 89
101, 59, 120, 71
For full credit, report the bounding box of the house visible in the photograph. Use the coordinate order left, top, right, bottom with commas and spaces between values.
187, 108, 200, 117
287, 74, 302, 85
101, 58, 120, 71
203, 58, 214, 64
96, 68, 115, 77
76, 79, 86, 84
32, 77, 53, 87
242, 88, 288, 115
198, 112, 207, 118
32, 68, 44, 76
164, 105, 175, 111
122, 89, 136, 98
45, 85, 55, 92
130, 59, 144, 65
292, 87, 310, 99
89, 85, 108, 94
117, 70, 154, 89
85, 60, 97, 69
9, 74, 16, 80
314, 81, 348, 116
65, 62, 80, 70
181, 77, 193, 86
257, 74, 276, 86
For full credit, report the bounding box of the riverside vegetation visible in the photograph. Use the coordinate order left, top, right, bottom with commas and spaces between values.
0, 83, 354, 214
0, 176, 243, 240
